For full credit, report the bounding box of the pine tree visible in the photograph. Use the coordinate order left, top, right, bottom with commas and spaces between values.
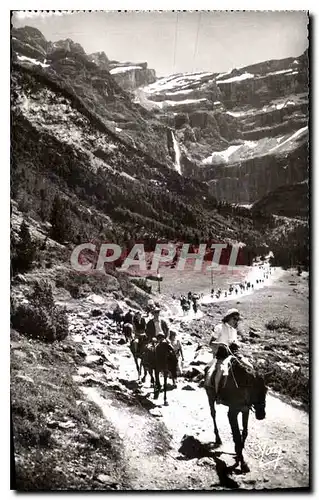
11, 220, 37, 275
50, 195, 73, 244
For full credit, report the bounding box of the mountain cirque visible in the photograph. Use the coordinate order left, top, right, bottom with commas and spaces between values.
11, 26, 309, 209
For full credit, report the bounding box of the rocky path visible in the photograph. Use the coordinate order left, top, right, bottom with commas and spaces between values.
63, 265, 309, 490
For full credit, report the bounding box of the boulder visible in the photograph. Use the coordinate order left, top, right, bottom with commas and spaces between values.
191, 347, 212, 366
182, 384, 196, 391
249, 330, 261, 338
84, 354, 104, 366
15, 374, 34, 384
95, 474, 118, 488
91, 308, 103, 317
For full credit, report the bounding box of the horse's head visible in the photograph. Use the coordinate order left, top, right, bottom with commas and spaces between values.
251, 374, 267, 420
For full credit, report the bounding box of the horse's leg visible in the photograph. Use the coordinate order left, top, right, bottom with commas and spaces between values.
206, 388, 222, 446
163, 371, 168, 406
140, 361, 146, 383
132, 350, 141, 380
154, 369, 160, 400
150, 366, 155, 387
241, 410, 249, 448
238, 410, 250, 472
228, 409, 248, 472
172, 374, 177, 388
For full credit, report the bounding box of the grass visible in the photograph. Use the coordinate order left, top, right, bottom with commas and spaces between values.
11, 330, 125, 491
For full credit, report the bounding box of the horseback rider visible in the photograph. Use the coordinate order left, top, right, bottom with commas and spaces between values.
123, 309, 134, 325
133, 311, 146, 338
209, 308, 239, 351
180, 295, 190, 314
112, 303, 124, 328
192, 294, 199, 314
207, 308, 253, 401
146, 299, 155, 314
146, 307, 169, 341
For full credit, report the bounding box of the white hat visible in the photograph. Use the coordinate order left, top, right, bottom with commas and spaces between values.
223, 308, 240, 321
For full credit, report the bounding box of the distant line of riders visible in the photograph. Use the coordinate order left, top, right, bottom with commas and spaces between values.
211, 270, 271, 299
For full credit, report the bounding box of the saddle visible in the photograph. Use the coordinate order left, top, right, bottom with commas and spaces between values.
205, 346, 234, 403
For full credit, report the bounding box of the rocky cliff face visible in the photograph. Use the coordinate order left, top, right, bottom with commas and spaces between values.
137, 52, 309, 204
251, 180, 309, 218
108, 61, 156, 90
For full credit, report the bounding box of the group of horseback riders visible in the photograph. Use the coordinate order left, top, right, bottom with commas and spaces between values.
113, 299, 254, 403
112, 301, 184, 375
179, 291, 201, 314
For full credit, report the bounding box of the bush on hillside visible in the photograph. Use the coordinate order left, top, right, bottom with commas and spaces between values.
11, 280, 68, 342
265, 317, 292, 331
258, 359, 309, 411
131, 278, 152, 294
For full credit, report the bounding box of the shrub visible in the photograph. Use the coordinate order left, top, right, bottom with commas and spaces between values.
131, 278, 152, 294
258, 359, 309, 411
11, 280, 68, 342
265, 317, 292, 331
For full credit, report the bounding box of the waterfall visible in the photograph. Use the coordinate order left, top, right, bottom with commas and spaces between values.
171, 131, 182, 175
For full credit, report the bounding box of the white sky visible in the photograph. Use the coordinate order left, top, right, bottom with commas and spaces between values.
12, 10, 309, 76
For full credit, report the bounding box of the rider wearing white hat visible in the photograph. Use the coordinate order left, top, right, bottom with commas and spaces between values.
206, 307, 253, 402
209, 308, 241, 352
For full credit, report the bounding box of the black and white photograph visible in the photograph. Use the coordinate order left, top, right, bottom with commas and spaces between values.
10, 10, 309, 491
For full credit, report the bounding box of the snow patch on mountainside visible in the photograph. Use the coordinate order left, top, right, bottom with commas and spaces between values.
217, 72, 255, 84
17, 55, 50, 68
201, 127, 308, 166
268, 126, 308, 153
143, 72, 215, 94
265, 68, 294, 76
110, 65, 143, 75
202, 145, 242, 164
156, 98, 208, 109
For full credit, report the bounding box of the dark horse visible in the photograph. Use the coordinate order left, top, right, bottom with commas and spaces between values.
112, 308, 124, 329
140, 339, 178, 406
154, 340, 178, 405
204, 346, 267, 473
129, 333, 149, 381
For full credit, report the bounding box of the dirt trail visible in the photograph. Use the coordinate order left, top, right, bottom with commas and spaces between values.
67, 264, 309, 490
114, 338, 309, 489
